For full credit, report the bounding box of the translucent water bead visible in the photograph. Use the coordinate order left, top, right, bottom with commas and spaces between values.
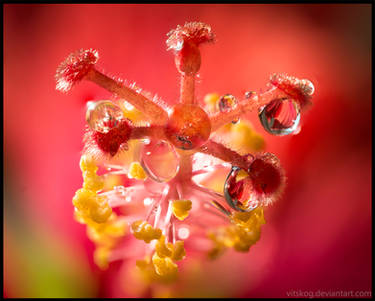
299, 79, 315, 96
224, 166, 258, 212
86, 100, 124, 133
140, 139, 179, 182
259, 98, 300, 136
218, 94, 239, 124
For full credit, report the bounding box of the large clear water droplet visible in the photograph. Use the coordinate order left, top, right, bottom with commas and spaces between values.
86, 100, 124, 133
299, 79, 315, 96
259, 98, 301, 136
218, 94, 239, 124
224, 166, 258, 212
140, 139, 179, 182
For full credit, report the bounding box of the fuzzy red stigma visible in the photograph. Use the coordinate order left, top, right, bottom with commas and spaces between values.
175, 41, 201, 75
56, 48, 99, 92
249, 156, 282, 195
85, 119, 132, 157
166, 21, 215, 51
269, 73, 314, 110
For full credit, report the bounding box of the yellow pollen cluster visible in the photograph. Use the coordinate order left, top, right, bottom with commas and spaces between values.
119, 100, 145, 122
208, 207, 265, 259
136, 235, 186, 283
85, 213, 127, 269
131, 220, 162, 243
73, 155, 111, 224
128, 162, 147, 180
172, 199, 192, 221
229, 120, 265, 152
203, 93, 220, 113
73, 155, 127, 269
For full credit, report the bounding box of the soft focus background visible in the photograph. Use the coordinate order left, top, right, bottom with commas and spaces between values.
4, 4, 372, 298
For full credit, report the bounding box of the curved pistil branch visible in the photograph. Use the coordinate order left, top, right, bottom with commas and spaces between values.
86, 68, 169, 125
55, 48, 169, 125
210, 86, 287, 132
198, 140, 250, 171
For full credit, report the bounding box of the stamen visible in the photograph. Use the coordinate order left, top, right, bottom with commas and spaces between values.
152, 186, 170, 228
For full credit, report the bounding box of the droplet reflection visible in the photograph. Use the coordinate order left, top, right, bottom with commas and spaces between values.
86, 100, 124, 133
218, 94, 239, 124
259, 98, 300, 136
224, 166, 258, 212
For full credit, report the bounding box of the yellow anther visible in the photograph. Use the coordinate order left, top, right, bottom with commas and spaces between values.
207, 231, 228, 260
231, 226, 261, 252
104, 218, 127, 237
221, 122, 233, 133
79, 155, 98, 172
131, 220, 162, 243
155, 235, 173, 258
90, 202, 112, 224
207, 208, 266, 257
172, 199, 192, 221
155, 235, 186, 262
208, 245, 225, 260
171, 240, 186, 261
204, 93, 220, 112
152, 253, 178, 278
103, 174, 122, 190
73, 208, 87, 224
236, 169, 249, 182
230, 120, 265, 152
72, 188, 96, 213
248, 132, 265, 151
136, 258, 149, 270
87, 215, 126, 246
231, 207, 265, 229
83, 170, 104, 192
94, 246, 110, 270
136, 256, 159, 283
128, 162, 147, 180
119, 101, 145, 122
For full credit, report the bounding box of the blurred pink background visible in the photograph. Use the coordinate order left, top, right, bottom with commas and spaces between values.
4, 4, 372, 298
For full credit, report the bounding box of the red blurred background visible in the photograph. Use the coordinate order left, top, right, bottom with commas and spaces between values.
4, 4, 372, 298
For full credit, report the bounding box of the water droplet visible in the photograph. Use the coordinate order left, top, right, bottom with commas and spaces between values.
178, 226, 190, 239
299, 79, 315, 96
224, 166, 258, 212
143, 197, 154, 206
140, 140, 179, 182
119, 143, 129, 151
245, 91, 256, 99
86, 100, 124, 133
143, 178, 168, 194
259, 98, 301, 136
218, 94, 239, 124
